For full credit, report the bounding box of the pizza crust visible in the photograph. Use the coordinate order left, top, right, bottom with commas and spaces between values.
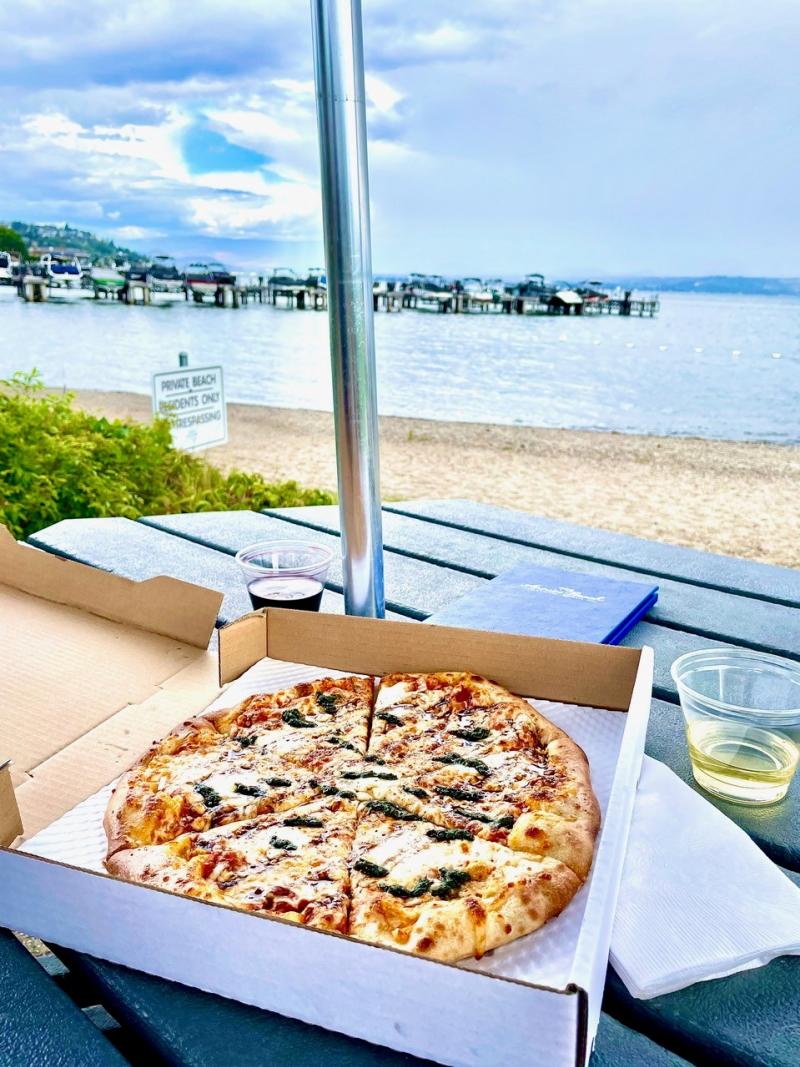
352, 859, 580, 962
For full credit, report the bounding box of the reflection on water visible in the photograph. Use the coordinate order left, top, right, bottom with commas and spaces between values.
0, 289, 797, 442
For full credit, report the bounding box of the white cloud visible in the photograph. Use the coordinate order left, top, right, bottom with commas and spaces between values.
272, 79, 314, 97
368, 139, 421, 165
185, 181, 320, 236
413, 22, 479, 55
204, 108, 301, 146
23, 113, 82, 138
21, 108, 188, 181
365, 74, 403, 113
1, 0, 798, 273
108, 224, 162, 240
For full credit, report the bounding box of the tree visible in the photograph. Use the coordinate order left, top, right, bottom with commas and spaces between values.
0, 226, 27, 259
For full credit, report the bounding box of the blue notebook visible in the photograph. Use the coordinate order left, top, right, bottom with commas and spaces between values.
429, 564, 658, 644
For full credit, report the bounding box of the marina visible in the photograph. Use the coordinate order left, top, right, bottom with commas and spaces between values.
270, 270, 660, 317
0, 250, 659, 317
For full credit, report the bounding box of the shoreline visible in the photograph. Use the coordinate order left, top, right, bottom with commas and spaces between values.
74, 389, 800, 569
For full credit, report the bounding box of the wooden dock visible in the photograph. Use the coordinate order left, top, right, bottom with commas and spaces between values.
582, 296, 660, 317
277, 282, 659, 317
269, 284, 328, 310
185, 281, 268, 307
13, 270, 659, 318
16, 278, 268, 308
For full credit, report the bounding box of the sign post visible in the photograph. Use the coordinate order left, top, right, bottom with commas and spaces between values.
152, 364, 227, 452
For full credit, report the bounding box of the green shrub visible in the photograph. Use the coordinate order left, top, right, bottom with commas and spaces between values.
0, 370, 335, 539
0, 225, 27, 259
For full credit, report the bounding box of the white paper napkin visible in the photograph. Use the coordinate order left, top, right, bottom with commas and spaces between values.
610, 755, 800, 999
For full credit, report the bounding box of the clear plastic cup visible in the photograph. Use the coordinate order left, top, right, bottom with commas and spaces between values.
671, 648, 800, 805
235, 540, 333, 613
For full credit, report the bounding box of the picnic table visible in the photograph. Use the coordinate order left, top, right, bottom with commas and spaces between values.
3, 498, 799, 1067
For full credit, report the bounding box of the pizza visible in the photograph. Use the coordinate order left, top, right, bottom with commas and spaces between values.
105, 671, 600, 961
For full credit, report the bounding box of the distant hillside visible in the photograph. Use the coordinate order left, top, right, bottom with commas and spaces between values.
6, 221, 148, 264
596, 275, 800, 296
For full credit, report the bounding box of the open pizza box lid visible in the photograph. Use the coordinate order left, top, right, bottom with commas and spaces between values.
0, 523, 654, 1067
0, 524, 223, 844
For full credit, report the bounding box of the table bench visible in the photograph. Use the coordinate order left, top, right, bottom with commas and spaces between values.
4, 499, 798, 1066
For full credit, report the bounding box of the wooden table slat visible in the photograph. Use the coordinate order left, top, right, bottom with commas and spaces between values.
619, 621, 749, 703
30, 512, 797, 710
139, 510, 484, 619
27, 516, 347, 624
387, 499, 800, 608
0, 931, 127, 1067
267, 504, 800, 661
134, 510, 778, 707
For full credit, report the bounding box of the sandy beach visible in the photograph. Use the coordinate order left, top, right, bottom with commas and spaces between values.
74, 390, 800, 570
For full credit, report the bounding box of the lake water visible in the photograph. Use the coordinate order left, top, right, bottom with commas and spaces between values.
1, 288, 797, 443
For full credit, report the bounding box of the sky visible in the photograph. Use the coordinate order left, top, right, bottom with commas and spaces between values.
1, 0, 798, 277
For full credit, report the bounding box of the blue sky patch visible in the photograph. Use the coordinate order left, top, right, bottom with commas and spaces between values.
183, 120, 269, 175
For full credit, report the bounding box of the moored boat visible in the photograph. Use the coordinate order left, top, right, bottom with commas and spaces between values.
406, 272, 452, 295
38, 252, 82, 288
484, 278, 507, 299
0, 251, 20, 286
268, 267, 302, 292
404, 273, 453, 308
459, 276, 495, 303
304, 267, 327, 290
512, 272, 549, 297
185, 261, 235, 295
575, 280, 610, 305
92, 259, 126, 292
148, 255, 185, 293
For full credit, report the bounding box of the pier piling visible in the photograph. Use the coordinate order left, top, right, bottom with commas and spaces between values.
19, 276, 48, 302
121, 281, 151, 305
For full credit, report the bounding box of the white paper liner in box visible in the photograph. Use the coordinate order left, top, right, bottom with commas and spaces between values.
23, 654, 630, 996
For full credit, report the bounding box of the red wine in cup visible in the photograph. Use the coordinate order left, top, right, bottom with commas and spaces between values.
247, 576, 324, 612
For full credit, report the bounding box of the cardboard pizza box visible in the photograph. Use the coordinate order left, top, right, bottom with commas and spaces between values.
0, 523, 654, 1067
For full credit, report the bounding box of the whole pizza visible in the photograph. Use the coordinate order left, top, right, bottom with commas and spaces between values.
105, 671, 600, 962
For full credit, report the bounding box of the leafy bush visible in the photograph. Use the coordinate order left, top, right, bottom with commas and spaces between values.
0, 371, 335, 539
0, 225, 27, 259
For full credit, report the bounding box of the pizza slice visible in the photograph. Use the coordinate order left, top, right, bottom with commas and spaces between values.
106, 753, 325, 855
370, 671, 477, 743
349, 803, 581, 961
205, 675, 373, 759
105, 676, 373, 854
368, 673, 600, 878
370, 672, 561, 758
106, 796, 357, 934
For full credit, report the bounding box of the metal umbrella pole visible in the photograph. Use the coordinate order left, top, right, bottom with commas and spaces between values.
311, 0, 385, 618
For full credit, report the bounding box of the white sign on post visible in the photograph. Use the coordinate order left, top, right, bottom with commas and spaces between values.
152, 365, 228, 452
